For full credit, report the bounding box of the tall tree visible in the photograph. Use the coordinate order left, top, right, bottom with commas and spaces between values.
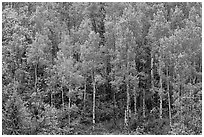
81, 31, 101, 130
148, 4, 170, 119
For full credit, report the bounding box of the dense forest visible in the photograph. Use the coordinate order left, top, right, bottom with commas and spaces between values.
2, 2, 202, 135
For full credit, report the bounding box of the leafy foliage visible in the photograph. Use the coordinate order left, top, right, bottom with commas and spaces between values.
2, 2, 202, 135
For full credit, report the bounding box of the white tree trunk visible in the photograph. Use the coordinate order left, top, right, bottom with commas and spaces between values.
134, 86, 137, 116
159, 75, 163, 119
159, 53, 163, 119
62, 87, 64, 110
167, 67, 172, 127
83, 80, 86, 111
35, 63, 38, 93
126, 81, 130, 126
68, 88, 71, 126
151, 52, 154, 88
92, 71, 96, 130
143, 89, 146, 118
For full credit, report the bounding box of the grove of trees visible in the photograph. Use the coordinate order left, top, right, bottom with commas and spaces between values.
2, 2, 202, 135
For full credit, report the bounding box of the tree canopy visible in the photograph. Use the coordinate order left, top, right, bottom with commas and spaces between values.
2, 2, 202, 135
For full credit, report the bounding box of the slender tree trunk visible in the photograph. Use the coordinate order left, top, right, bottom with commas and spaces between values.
151, 52, 154, 89
68, 88, 71, 126
180, 79, 184, 129
193, 61, 196, 84
113, 36, 117, 126
50, 92, 52, 106
82, 78, 87, 122
143, 89, 146, 118
126, 80, 130, 128
167, 67, 172, 127
62, 87, 64, 110
83, 79, 86, 111
10, 2, 13, 8
159, 54, 163, 119
151, 51, 155, 119
124, 109, 128, 129
113, 86, 117, 126
180, 85, 183, 128
34, 63, 38, 93
134, 86, 137, 116
126, 47, 130, 130
159, 72, 163, 119
92, 71, 96, 130
134, 52, 138, 118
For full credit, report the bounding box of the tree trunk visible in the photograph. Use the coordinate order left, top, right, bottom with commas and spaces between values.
134, 86, 137, 116
92, 71, 96, 130
62, 87, 64, 110
167, 67, 172, 127
193, 61, 196, 84
50, 92, 52, 106
134, 52, 138, 117
126, 81, 130, 128
126, 46, 130, 129
143, 89, 146, 118
151, 52, 154, 88
34, 63, 38, 93
179, 79, 184, 129
113, 36, 117, 126
68, 88, 71, 126
83, 79, 86, 111
124, 109, 128, 131
159, 53, 163, 119
159, 71, 163, 119
113, 86, 117, 126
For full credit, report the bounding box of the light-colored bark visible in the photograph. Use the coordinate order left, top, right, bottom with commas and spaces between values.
126, 47, 130, 128
159, 69, 163, 119
143, 89, 146, 118
50, 92, 52, 106
126, 81, 130, 125
83, 79, 86, 111
167, 67, 172, 127
124, 109, 128, 128
34, 63, 38, 93
113, 85, 117, 125
134, 86, 137, 116
125, 45, 130, 127
68, 88, 71, 126
151, 52, 154, 88
62, 87, 64, 110
159, 51, 163, 119
180, 79, 184, 129
92, 71, 96, 130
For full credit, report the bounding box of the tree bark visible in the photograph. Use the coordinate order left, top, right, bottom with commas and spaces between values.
143, 89, 146, 118
124, 109, 127, 128
92, 71, 96, 130
180, 79, 184, 129
159, 50, 163, 119
50, 92, 52, 106
126, 46, 130, 129
126, 80, 130, 127
34, 63, 38, 93
113, 86, 117, 126
83, 79, 86, 111
68, 88, 71, 126
151, 52, 154, 89
159, 68, 163, 119
62, 87, 64, 110
167, 67, 172, 127
113, 34, 117, 126
134, 86, 137, 116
